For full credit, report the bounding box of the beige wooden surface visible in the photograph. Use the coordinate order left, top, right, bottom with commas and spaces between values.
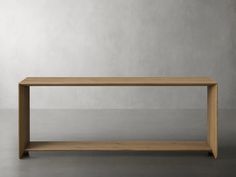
26, 141, 210, 151
18, 77, 218, 159
207, 84, 218, 158
19, 77, 216, 86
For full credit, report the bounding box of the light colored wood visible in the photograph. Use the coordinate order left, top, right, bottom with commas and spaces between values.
19, 85, 30, 159
207, 84, 218, 158
19, 77, 216, 86
26, 141, 211, 151
18, 76, 218, 158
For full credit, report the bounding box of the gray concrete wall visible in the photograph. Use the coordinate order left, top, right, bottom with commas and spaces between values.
0, 0, 235, 109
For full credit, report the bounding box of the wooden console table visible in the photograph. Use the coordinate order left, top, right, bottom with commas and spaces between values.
19, 77, 218, 159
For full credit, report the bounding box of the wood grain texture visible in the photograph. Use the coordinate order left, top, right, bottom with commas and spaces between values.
19, 77, 216, 86
207, 84, 218, 159
18, 77, 218, 159
26, 141, 211, 151
19, 85, 30, 159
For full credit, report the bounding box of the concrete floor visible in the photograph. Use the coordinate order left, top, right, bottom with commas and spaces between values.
0, 109, 236, 177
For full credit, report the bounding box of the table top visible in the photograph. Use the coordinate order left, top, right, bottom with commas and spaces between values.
19, 77, 217, 86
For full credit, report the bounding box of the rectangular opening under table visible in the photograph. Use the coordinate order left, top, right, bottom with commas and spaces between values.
19, 77, 218, 159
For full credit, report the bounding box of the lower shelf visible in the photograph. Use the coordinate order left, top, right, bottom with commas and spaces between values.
26, 141, 211, 151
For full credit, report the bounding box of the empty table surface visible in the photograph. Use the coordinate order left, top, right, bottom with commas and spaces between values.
19, 77, 217, 86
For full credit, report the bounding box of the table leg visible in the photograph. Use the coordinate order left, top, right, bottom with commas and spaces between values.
19, 85, 30, 159
207, 84, 218, 158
